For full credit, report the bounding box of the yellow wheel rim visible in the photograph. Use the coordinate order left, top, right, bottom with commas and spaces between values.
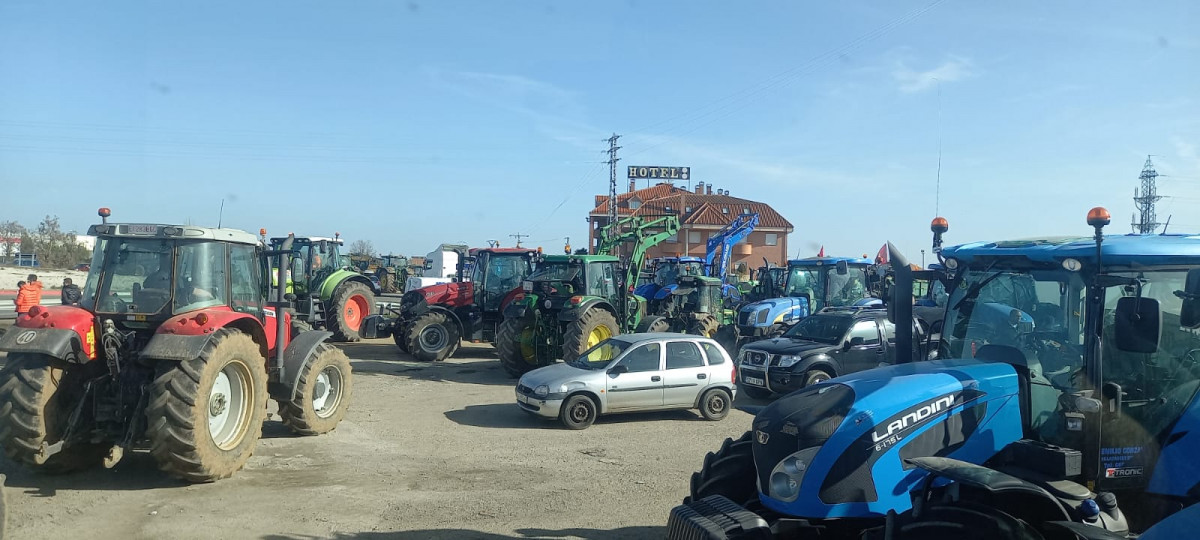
518, 327, 537, 364
587, 325, 613, 349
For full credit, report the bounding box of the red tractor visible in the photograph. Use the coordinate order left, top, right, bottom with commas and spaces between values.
0, 209, 353, 482
363, 247, 536, 361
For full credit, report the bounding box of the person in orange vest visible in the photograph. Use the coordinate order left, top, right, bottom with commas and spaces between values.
16, 274, 43, 315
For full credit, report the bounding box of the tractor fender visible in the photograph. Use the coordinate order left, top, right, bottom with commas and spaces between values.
504, 294, 537, 319
141, 333, 214, 362
145, 310, 270, 361
319, 270, 373, 303
558, 299, 616, 323
0, 327, 86, 362
277, 329, 335, 401
653, 284, 678, 301
424, 305, 465, 334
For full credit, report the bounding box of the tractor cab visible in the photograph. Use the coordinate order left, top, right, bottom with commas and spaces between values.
634, 257, 706, 298
736, 256, 874, 343
268, 236, 343, 297
520, 254, 619, 305
468, 248, 537, 312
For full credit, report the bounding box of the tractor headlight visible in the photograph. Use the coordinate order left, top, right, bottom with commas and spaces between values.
522, 280, 533, 292
777, 355, 803, 368
756, 308, 770, 324
534, 385, 549, 398
767, 446, 821, 503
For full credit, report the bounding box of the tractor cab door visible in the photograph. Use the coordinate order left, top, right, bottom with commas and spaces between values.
588, 262, 617, 300
1094, 271, 1200, 494
231, 244, 264, 321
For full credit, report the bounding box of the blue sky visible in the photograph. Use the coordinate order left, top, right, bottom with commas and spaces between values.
1, 0, 1197, 263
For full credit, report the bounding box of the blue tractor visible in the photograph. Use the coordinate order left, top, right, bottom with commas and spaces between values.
634, 256, 708, 300
734, 256, 876, 347
706, 213, 760, 302
670, 208, 1200, 539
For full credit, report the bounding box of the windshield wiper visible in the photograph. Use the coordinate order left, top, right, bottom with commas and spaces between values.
951, 261, 1002, 310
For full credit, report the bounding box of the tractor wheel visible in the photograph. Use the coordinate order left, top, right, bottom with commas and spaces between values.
687, 314, 720, 338
714, 325, 738, 357
277, 343, 353, 435
635, 315, 670, 333
146, 328, 268, 483
392, 327, 410, 354
403, 311, 461, 362
562, 309, 619, 362
686, 431, 757, 505
0, 354, 106, 474
496, 317, 539, 378
327, 281, 375, 342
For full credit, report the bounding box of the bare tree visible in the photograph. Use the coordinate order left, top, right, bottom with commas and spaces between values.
348, 239, 375, 257
0, 220, 25, 257
25, 216, 90, 268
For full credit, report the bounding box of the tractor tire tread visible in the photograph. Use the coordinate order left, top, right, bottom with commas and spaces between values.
496, 317, 534, 378
685, 431, 756, 505
277, 343, 353, 435
327, 281, 375, 342
561, 309, 620, 362
403, 311, 460, 362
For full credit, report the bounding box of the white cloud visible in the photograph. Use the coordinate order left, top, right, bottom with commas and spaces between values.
892, 56, 977, 93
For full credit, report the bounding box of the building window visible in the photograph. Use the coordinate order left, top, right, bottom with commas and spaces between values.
665, 205, 672, 212
743, 207, 750, 215
722, 207, 729, 214
629, 199, 641, 210
685, 206, 692, 213
765, 233, 778, 246
666, 233, 678, 243
688, 231, 701, 244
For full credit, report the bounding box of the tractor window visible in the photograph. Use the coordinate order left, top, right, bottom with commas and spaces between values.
1101, 271, 1200, 439
91, 237, 175, 314
174, 242, 228, 314
784, 267, 821, 302
230, 244, 261, 314
589, 262, 616, 298
827, 266, 870, 307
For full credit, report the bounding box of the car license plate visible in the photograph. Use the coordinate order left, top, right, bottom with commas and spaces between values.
744, 376, 765, 387
516, 394, 529, 404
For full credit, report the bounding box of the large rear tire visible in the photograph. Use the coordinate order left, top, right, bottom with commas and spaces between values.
496, 317, 539, 378
327, 281, 375, 342
146, 328, 268, 483
714, 325, 738, 357
562, 309, 620, 362
635, 315, 670, 333
277, 343, 353, 435
404, 311, 460, 362
0, 354, 106, 473
687, 314, 720, 338
686, 431, 757, 506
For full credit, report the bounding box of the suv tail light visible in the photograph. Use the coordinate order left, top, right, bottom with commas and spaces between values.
731, 365, 736, 384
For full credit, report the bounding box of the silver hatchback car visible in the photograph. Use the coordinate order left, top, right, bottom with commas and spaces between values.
515, 333, 737, 429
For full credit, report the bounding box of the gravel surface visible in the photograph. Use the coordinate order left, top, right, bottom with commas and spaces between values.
0, 340, 759, 539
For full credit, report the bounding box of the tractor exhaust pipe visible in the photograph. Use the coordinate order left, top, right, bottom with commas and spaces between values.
888, 242, 914, 363
275, 234, 295, 364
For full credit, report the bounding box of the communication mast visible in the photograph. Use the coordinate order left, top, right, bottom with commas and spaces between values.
1132, 155, 1162, 234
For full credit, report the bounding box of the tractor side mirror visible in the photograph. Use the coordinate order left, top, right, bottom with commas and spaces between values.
1179, 269, 1200, 328
836, 260, 848, 275
1114, 296, 1160, 353
608, 364, 628, 376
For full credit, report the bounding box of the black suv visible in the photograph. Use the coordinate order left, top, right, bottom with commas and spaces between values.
736, 306, 924, 399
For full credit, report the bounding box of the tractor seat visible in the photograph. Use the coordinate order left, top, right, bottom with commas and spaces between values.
995, 465, 1092, 501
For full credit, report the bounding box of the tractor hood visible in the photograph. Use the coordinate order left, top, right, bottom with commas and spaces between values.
402, 281, 473, 314
751, 357, 1025, 519
741, 297, 803, 313
743, 337, 832, 357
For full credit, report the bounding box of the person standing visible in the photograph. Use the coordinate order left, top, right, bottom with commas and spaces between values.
16, 274, 42, 315
61, 277, 82, 306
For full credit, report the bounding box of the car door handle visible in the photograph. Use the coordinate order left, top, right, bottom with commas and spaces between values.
651, 376, 661, 382
697, 373, 707, 379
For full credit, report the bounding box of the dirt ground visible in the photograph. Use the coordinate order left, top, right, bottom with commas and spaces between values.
0, 340, 759, 540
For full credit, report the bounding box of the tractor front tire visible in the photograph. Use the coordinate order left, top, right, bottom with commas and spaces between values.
562, 309, 620, 361
635, 315, 670, 333
0, 354, 106, 473
686, 431, 757, 506
277, 343, 353, 435
496, 317, 539, 378
327, 281, 375, 342
714, 325, 738, 357
687, 314, 720, 338
404, 311, 461, 362
146, 329, 268, 483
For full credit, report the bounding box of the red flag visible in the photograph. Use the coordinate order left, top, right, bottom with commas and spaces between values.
875, 244, 888, 265
817, 246, 825, 257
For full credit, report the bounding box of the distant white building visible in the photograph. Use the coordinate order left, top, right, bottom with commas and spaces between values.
75, 235, 95, 251
0, 236, 19, 257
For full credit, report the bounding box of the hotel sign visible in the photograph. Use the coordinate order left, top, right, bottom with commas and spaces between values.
627, 166, 690, 180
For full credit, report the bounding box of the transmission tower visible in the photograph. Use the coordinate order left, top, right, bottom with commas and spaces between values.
605, 133, 621, 228
1131, 155, 1162, 234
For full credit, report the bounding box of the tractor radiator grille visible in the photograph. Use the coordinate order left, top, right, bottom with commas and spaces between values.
666, 496, 770, 540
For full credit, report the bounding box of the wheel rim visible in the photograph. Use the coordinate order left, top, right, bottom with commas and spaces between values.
586, 325, 612, 349
810, 373, 830, 384
208, 361, 252, 450
707, 393, 727, 415
419, 324, 449, 353
343, 294, 369, 331
311, 365, 344, 419
517, 326, 537, 364
570, 402, 592, 423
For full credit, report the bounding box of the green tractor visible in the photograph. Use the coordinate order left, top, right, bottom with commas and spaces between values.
494, 215, 680, 377
268, 234, 376, 342
637, 273, 728, 338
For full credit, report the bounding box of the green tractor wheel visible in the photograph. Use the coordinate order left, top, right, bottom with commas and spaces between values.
687, 314, 720, 339
562, 308, 620, 362
496, 317, 540, 378
636, 315, 670, 333
326, 281, 375, 342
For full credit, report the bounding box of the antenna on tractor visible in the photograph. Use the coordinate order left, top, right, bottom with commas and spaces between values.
218, 198, 225, 228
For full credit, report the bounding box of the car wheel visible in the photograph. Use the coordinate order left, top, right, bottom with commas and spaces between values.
698, 388, 731, 421
559, 395, 597, 430
805, 369, 832, 386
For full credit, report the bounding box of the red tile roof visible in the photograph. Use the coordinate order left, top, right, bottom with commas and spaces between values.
590, 184, 792, 230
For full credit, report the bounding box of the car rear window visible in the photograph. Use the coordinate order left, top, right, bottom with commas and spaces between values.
701, 342, 726, 365
666, 341, 705, 369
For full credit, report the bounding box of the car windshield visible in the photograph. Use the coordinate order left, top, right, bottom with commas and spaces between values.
568, 338, 633, 369
782, 314, 853, 344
